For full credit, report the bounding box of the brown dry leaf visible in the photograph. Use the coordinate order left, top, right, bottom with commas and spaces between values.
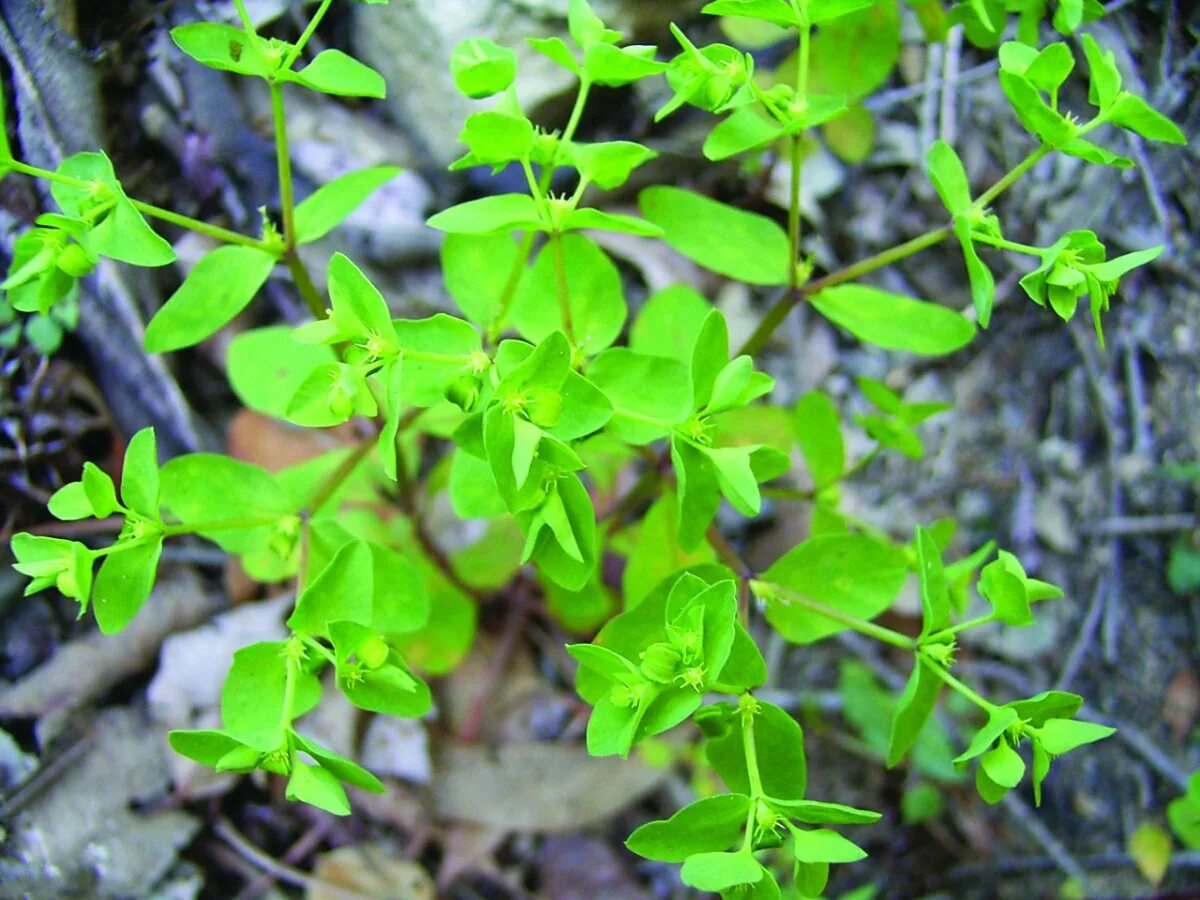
226, 408, 352, 472
432, 741, 667, 833
1163, 668, 1200, 743
307, 843, 434, 900
437, 822, 508, 891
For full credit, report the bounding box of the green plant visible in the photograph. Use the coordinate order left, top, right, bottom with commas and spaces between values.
3, 0, 1187, 895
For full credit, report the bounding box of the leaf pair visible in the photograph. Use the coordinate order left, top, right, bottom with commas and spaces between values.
20, 428, 164, 633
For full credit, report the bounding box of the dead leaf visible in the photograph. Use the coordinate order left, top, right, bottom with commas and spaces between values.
432, 741, 667, 833
1163, 668, 1200, 743
1128, 821, 1172, 887
227, 408, 352, 473
308, 843, 434, 900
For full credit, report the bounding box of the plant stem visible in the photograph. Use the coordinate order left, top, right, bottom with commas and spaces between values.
269, 83, 298, 250
306, 438, 375, 514
284, 252, 327, 318
969, 233, 1044, 256
737, 143, 1051, 357
550, 231, 576, 345
486, 77, 592, 343
974, 144, 1050, 208
282, 0, 335, 70
924, 613, 997, 644
300, 634, 337, 666
787, 23, 811, 294
757, 580, 916, 650
741, 700, 765, 797
8, 160, 272, 252
231, 0, 259, 35
279, 650, 298, 730
922, 653, 997, 713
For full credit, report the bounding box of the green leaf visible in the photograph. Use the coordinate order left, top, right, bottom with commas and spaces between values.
1080, 33, 1121, 110
794, 392, 844, 488
588, 349, 691, 444
807, 0, 899, 100
706, 444, 762, 516
48, 481, 94, 521
567, 141, 656, 190
998, 72, 1073, 145
788, 825, 867, 864
954, 218, 997, 327
887, 655, 942, 767
286, 762, 351, 815
926, 140, 971, 215
640, 187, 790, 285
999, 40, 1074, 93
1108, 92, 1186, 144
622, 493, 718, 606
92, 536, 163, 633
560, 207, 663, 238
144, 246, 277, 353
160, 453, 291, 553
292, 732, 385, 794
522, 475, 597, 591
511, 234, 625, 356
811, 284, 975, 356
458, 111, 534, 166
222, 642, 320, 752
1058, 138, 1133, 168
915, 525, 949, 637
953, 706, 1018, 764
626, 794, 751, 862
426, 194, 543, 234
767, 797, 881, 825
169, 730, 244, 768
121, 427, 160, 519
293, 166, 402, 244
1035, 718, 1116, 755
442, 233, 520, 329
706, 701, 807, 800
583, 44, 668, 87
283, 49, 386, 98
1004, 690, 1083, 727
980, 741, 1025, 789
629, 285, 712, 364
393, 314, 481, 407
544, 574, 615, 631
680, 851, 764, 892
170, 23, 273, 78
763, 534, 908, 644
327, 252, 395, 344
978, 558, 1033, 626
701, 0, 798, 28
289, 540, 427, 637
703, 107, 785, 161
330, 628, 432, 718
450, 38, 517, 99
0, 82, 10, 166
227, 326, 337, 418
671, 438, 722, 551
527, 36, 580, 74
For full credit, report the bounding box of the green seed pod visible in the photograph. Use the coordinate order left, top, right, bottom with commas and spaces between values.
55, 243, 94, 278
639, 641, 683, 684
358, 634, 390, 669
526, 387, 563, 428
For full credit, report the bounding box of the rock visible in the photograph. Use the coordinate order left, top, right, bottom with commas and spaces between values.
351, 1, 686, 166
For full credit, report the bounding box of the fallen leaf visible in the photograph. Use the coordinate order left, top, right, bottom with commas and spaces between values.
432, 741, 667, 833
1164, 668, 1200, 743
1128, 821, 1172, 887
308, 842, 434, 900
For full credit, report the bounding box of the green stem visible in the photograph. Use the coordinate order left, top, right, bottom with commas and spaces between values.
279, 650, 298, 731
231, 0, 259, 35
486, 77, 592, 343
269, 83, 297, 250
550, 231, 576, 345
924, 613, 997, 644
737, 143, 1051, 358
974, 144, 1050, 208
757, 580, 916, 650
740, 696, 765, 851
282, 0, 335, 70
787, 23, 811, 294
300, 634, 337, 666
89, 514, 286, 558
306, 437, 375, 514
921, 653, 997, 713
969, 233, 1044, 256
284, 252, 327, 318
9, 160, 271, 252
